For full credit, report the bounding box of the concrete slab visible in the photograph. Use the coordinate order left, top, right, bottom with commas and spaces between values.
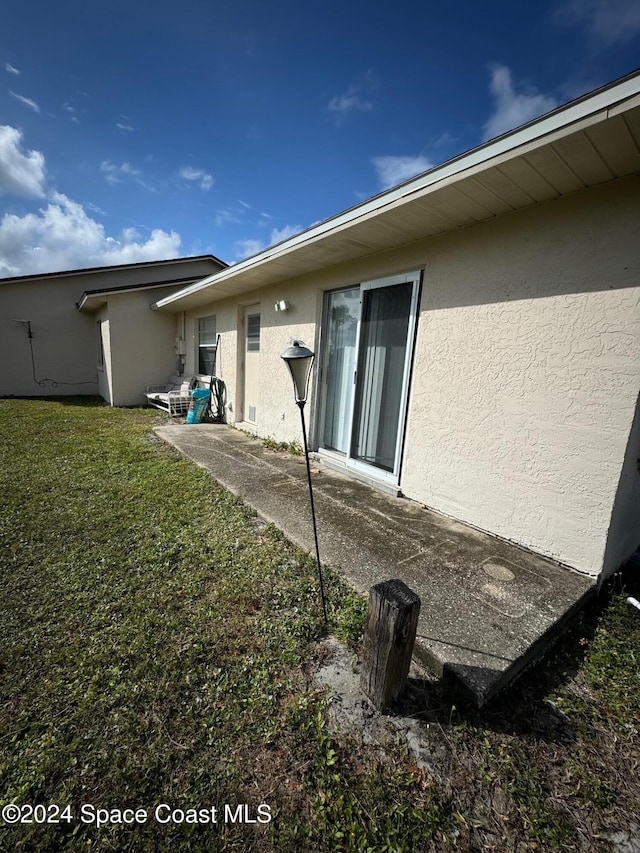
155, 423, 595, 707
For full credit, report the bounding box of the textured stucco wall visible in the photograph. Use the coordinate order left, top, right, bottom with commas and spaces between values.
400, 178, 639, 577
0, 278, 98, 396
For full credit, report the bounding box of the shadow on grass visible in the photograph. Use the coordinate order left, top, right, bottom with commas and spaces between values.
1, 394, 107, 406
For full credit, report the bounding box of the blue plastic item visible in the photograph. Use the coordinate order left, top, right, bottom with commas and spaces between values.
186, 388, 211, 424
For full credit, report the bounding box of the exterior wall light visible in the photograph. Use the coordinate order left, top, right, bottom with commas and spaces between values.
281, 339, 328, 622
274, 300, 289, 312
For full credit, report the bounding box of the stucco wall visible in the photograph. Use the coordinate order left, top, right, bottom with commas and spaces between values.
183, 285, 319, 443
400, 177, 639, 577
107, 289, 180, 406
0, 278, 98, 397
179, 175, 639, 578
0, 257, 224, 402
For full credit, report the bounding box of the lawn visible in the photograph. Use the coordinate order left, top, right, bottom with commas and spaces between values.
0, 398, 638, 852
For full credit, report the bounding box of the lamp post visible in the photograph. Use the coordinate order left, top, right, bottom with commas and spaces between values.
281, 339, 328, 623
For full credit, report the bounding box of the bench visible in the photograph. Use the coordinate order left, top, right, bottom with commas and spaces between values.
145, 375, 196, 416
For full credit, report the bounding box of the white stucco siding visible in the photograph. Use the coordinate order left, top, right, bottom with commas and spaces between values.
250, 285, 319, 443
183, 285, 318, 442
0, 278, 98, 397
107, 289, 179, 406
401, 177, 640, 576
403, 289, 638, 575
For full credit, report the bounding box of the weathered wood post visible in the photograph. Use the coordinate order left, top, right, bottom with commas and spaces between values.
360, 579, 421, 711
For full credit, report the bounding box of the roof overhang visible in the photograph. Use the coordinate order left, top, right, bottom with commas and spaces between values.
77, 276, 214, 312
153, 70, 640, 313
1, 254, 226, 289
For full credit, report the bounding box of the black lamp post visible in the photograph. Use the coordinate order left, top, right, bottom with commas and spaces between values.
281, 339, 328, 622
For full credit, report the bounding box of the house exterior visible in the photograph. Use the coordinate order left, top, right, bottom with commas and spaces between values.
152, 70, 640, 583
0, 255, 225, 405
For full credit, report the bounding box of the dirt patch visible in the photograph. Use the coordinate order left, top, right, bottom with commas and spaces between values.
313, 636, 452, 782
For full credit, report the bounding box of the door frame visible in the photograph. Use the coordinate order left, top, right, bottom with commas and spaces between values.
317, 269, 422, 486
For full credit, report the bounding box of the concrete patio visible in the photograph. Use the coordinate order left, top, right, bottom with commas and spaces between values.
155, 422, 595, 707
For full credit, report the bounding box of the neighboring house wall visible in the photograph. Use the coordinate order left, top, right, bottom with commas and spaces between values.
106, 289, 180, 406
0, 278, 98, 397
177, 175, 639, 579
1, 256, 225, 403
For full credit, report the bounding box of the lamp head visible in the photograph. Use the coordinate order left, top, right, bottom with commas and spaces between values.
281, 339, 315, 405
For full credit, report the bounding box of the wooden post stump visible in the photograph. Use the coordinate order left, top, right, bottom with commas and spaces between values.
360, 579, 421, 711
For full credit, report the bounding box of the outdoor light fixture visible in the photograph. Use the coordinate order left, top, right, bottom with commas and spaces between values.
281, 339, 314, 404
274, 300, 289, 313
281, 339, 328, 622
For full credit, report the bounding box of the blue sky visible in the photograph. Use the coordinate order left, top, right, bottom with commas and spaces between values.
0, 0, 639, 277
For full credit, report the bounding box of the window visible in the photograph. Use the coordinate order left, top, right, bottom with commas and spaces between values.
246, 313, 260, 352
198, 315, 217, 374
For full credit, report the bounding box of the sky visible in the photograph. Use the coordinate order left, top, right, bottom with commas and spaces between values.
0, 0, 639, 278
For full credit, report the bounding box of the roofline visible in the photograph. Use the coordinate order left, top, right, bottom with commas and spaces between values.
76, 274, 215, 311
153, 66, 640, 311
0, 253, 228, 286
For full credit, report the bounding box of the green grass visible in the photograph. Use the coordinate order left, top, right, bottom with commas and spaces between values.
0, 398, 638, 852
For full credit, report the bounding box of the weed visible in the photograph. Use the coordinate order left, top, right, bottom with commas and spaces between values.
262, 436, 303, 456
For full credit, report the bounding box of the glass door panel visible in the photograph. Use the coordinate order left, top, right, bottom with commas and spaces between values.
319, 288, 359, 453
351, 282, 412, 472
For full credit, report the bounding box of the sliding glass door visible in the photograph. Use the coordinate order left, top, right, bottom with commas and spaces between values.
318, 270, 421, 484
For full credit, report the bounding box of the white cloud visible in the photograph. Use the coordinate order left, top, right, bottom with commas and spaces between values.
100, 160, 155, 192
553, 0, 640, 45
483, 65, 557, 141
62, 102, 80, 124
372, 155, 432, 189
116, 115, 134, 132
5, 63, 20, 76
215, 208, 240, 227
270, 224, 302, 243
9, 90, 40, 113
0, 192, 181, 277
329, 92, 373, 114
179, 166, 214, 191
328, 70, 377, 122
0, 125, 46, 197
234, 224, 303, 260
234, 238, 264, 260
101, 160, 141, 185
